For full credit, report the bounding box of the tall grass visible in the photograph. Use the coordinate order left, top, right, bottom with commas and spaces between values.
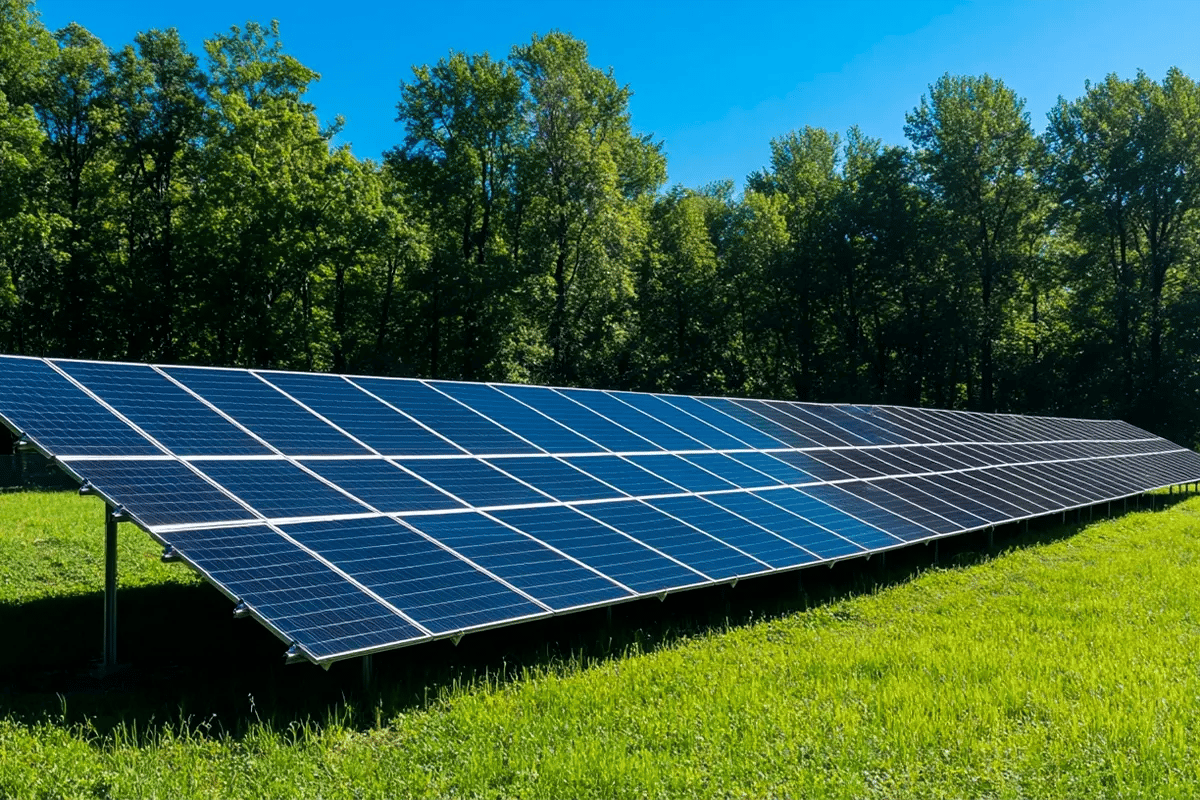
1, 490, 1199, 798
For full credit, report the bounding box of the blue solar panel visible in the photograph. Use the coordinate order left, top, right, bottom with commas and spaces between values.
195, 460, 371, 519
395, 458, 551, 507
492, 505, 704, 593
834, 481, 962, 535
299, 459, 465, 513
496, 385, 660, 452
725, 451, 815, 485
625, 454, 738, 492
559, 389, 709, 451
75, 459, 256, 527
283, 517, 543, 634
261, 371, 462, 456
707, 491, 866, 559
563, 456, 682, 495
613, 392, 750, 450
163, 524, 425, 659
899, 476, 1010, 522
658, 395, 787, 448
432, 382, 601, 453
353, 377, 540, 455
54, 361, 270, 456
680, 452, 782, 488
709, 398, 818, 448
769, 450, 856, 482
7, 353, 1200, 666
777, 403, 871, 445
877, 478, 991, 529
799, 404, 909, 445
0, 356, 159, 456
735, 400, 840, 446
797, 484, 932, 542
401, 512, 631, 610
580, 501, 766, 580
760, 488, 903, 551
163, 367, 369, 456
485, 457, 625, 502
647, 495, 817, 568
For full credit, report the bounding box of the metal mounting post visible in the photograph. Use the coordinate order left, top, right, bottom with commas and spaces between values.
103, 503, 118, 673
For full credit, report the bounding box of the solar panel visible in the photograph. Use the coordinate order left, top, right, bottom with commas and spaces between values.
2, 352, 1198, 666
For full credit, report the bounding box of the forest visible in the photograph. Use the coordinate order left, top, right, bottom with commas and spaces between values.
2, 0, 1199, 446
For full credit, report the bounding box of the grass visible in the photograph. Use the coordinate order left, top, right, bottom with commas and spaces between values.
1, 489, 1199, 798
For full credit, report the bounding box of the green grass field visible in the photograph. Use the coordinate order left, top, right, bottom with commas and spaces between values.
1, 489, 1199, 799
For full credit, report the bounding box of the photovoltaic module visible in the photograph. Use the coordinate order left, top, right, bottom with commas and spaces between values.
2, 354, 1198, 665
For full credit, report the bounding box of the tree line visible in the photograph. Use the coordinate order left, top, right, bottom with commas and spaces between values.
2, 1, 1199, 445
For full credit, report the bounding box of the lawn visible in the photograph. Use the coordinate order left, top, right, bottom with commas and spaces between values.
0, 489, 1198, 799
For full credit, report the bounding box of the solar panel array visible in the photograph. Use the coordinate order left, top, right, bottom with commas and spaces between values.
3, 354, 1199, 665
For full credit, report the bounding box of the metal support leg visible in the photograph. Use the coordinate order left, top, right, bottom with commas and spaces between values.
103, 504, 118, 673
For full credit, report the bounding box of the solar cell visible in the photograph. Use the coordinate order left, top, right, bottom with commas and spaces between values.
492, 505, 705, 593
709, 490, 865, 559
352, 378, 540, 455
54, 361, 269, 456
0, 356, 159, 456
725, 451, 815, 485
163, 524, 425, 659
681, 452, 784, 488
646, 495, 817, 568
658, 395, 788, 448
164, 367, 369, 456
563, 456, 682, 496
760, 488, 903, 551
625, 454, 737, 492
400, 512, 631, 609
195, 459, 372, 519
432, 382, 600, 453
75, 459, 256, 527
796, 484, 932, 542
496, 385, 660, 452
560, 389, 710, 451
486, 456, 626, 502
299, 459, 465, 513
707, 398, 817, 448
283, 517, 544, 634
613, 392, 750, 450
261, 372, 461, 456
731, 400, 833, 446
395, 459, 551, 507
581, 500, 767, 579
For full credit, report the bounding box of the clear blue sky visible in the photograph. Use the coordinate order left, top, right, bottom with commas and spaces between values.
33, 0, 1200, 192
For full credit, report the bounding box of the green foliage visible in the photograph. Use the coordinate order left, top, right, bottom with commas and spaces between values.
0, 5, 1199, 441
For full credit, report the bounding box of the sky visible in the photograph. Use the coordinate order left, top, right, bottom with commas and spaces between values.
33, 0, 1200, 192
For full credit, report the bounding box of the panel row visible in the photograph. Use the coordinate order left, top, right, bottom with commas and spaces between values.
161, 444, 1200, 662
65, 447, 1199, 529
0, 356, 1156, 461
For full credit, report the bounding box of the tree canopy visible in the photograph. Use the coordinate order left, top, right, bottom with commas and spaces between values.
3, 1, 1200, 446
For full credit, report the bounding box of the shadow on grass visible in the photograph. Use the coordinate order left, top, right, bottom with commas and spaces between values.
0, 492, 1192, 741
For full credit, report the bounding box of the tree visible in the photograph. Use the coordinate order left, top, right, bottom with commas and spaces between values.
109, 27, 207, 360
390, 50, 524, 380
1045, 69, 1200, 430
905, 74, 1044, 411
509, 31, 665, 386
